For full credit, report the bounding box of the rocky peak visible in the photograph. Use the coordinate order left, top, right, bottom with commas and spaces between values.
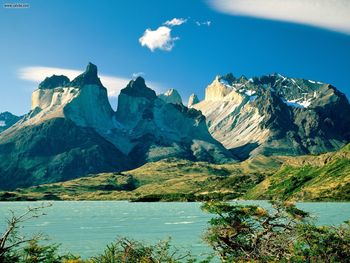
0, 112, 21, 133
188, 93, 200, 107
158, 88, 182, 105
39, 75, 70, 89
69, 62, 104, 87
237, 75, 248, 83
120, 77, 157, 100
205, 76, 233, 101
220, 73, 236, 84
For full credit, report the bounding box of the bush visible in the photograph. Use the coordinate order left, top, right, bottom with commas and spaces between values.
201, 201, 350, 262
90, 237, 197, 263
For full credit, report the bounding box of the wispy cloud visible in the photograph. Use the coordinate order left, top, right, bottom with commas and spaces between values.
139, 26, 179, 52
208, 0, 350, 35
164, 18, 187, 26
18, 66, 163, 97
195, 20, 212, 26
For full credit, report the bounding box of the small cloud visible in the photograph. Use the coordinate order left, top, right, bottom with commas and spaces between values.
196, 20, 212, 26
164, 18, 187, 26
132, 72, 145, 79
139, 26, 179, 52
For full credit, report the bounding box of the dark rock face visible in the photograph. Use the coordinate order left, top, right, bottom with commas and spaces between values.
115, 77, 157, 126
121, 77, 157, 99
69, 62, 104, 87
0, 112, 22, 133
39, 75, 70, 89
115, 75, 235, 166
0, 118, 130, 190
249, 75, 350, 156
254, 90, 296, 135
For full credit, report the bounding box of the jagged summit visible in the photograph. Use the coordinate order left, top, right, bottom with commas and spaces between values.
193, 72, 350, 159
39, 75, 70, 89
121, 76, 157, 100
158, 88, 182, 105
188, 93, 199, 107
205, 76, 233, 101
69, 62, 104, 87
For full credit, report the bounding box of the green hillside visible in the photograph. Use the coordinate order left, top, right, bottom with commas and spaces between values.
0, 156, 284, 201
1, 144, 349, 202
245, 144, 350, 201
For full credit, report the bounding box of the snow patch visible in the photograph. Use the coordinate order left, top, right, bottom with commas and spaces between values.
282, 98, 312, 108
0, 121, 6, 127
278, 74, 286, 80
219, 79, 231, 87
291, 79, 303, 91
245, 90, 256, 96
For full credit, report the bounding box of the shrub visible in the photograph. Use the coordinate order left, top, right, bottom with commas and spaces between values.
202, 201, 350, 262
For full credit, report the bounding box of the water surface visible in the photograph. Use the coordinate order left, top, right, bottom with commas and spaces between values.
0, 201, 349, 259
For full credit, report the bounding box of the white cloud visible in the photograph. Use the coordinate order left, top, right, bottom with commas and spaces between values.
139, 26, 179, 52
164, 18, 187, 26
196, 20, 212, 26
208, 0, 350, 35
18, 66, 162, 97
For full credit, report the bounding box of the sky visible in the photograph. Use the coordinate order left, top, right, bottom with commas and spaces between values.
1, 0, 350, 115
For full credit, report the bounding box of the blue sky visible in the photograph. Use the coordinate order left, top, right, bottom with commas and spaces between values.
1, 0, 350, 115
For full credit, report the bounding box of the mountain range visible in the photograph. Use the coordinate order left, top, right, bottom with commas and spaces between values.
190, 73, 350, 159
0, 63, 349, 191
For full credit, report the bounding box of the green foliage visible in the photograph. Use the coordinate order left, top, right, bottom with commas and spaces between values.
202, 201, 350, 262
90, 237, 198, 263
21, 239, 78, 263
292, 223, 350, 262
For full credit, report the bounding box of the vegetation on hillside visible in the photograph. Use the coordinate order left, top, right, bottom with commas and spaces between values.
1, 144, 349, 202
0, 156, 283, 201
245, 144, 350, 201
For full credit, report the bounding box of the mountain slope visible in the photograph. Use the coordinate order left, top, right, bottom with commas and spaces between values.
245, 143, 350, 201
192, 74, 350, 159
0, 118, 130, 189
0, 63, 235, 190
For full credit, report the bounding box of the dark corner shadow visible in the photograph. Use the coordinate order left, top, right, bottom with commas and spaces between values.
229, 142, 259, 161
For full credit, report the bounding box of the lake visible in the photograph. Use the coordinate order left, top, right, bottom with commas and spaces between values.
1, 201, 350, 259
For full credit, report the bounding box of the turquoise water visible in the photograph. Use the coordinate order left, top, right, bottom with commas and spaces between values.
0, 201, 350, 259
